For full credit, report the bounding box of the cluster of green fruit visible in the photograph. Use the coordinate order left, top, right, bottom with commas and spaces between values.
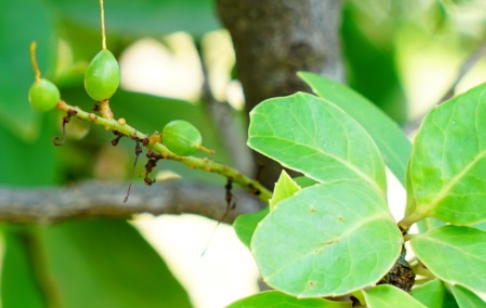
27, 2, 206, 157
28, 43, 119, 111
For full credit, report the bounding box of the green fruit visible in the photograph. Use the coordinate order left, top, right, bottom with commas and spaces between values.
84, 49, 120, 101
28, 78, 60, 111
162, 120, 202, 156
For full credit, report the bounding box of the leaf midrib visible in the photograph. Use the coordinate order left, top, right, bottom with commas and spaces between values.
263, 213, 393, 281
301, 73, 411, 185
250, 135, 384, 195
414, 236, 486, 264
419, 150, 486, 216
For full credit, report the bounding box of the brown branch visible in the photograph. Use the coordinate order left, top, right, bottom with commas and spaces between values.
216, 0, 345, 188
195, 42, 254, 176
0, 179, 265, 223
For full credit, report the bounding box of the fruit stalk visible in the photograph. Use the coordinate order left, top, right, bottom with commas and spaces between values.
30, 42, 41, 81
100, 0, 106, 50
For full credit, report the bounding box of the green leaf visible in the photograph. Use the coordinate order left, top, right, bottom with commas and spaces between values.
412, 279, 459, 308
405, 83, 486, 226
225, 291, 350, 308
0, 113, 59, 186
451, 285, 486, 307
269, 170, 301, 210
48, 0, 218, 37
233, 208, 268, 249
234, 171, 301, 249
1, 228, 45, 308
294, 176, 319, 188
340, 6, 408, 124
248, 92, 387, 196
234, 172, 308, 249
475, 221, 486, 231
40, 220, 193, 308
364, 285, 428, 308
0, 0, 55, 140
298, 72, 411, 186
410, 225, 486, 294
251, 180, 402, 297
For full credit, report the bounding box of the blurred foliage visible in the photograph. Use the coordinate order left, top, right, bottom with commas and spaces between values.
343, 0, 486, 123
39, 220, 192, 308
1, 0, 486, 307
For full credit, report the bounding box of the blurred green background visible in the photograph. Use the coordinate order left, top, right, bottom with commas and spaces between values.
1, 0, 486, 307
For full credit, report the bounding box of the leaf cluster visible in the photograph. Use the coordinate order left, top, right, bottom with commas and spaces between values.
231, 73, 486, 307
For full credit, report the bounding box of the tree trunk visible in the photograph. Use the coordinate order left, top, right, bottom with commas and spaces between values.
216, 0, 345, 188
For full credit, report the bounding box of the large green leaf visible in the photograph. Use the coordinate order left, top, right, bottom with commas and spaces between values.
411, 225, 486, 294
48, 0, 218, 37
251, 180, 402, 297
364, 285, 428, 308
248, 92, 387, 196
412, 279, 459, 308
1, 228, 45, 308
299, 72, 411, 186
451, 285, 486, 307
225, 291, 350, 308
40, 220, 193, 308
340, 5, 408, 125
0, 0, 55, 140
405, 83, 486, 226
0, 113, 59, 186
0, 111, 60, 308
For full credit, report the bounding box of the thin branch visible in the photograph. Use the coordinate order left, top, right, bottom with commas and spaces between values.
195, 41, 255, 176
54, 100, 272, 202
216, 0, 345, 188
0, 180, 265, 223
404, 37, 486, 135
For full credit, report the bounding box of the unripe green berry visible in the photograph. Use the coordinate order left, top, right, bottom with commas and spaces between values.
162, 120, 202, 156
84, 49, 120, 101
28, 79, 60, 112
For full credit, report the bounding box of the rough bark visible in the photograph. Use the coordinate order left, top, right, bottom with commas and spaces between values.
216, 0, 345, 188
0, 180, 264, 224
